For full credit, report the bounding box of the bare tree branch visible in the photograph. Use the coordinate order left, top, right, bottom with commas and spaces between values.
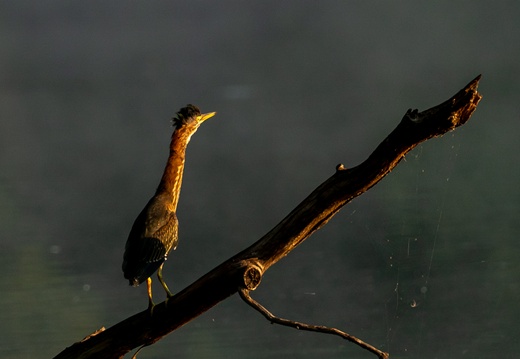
238, 288, 389, 359
54, 75, 482, 359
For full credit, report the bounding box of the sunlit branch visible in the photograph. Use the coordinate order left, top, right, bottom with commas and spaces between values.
53, 75, 482, 359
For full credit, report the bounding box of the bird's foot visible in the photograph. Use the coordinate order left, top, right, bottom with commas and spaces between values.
132, 344, 150, 359
164, 292, 174, 308
147, 300, 155, 316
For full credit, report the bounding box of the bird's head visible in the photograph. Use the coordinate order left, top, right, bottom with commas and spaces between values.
172, 104, 216, 130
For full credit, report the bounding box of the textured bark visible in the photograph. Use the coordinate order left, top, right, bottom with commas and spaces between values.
54, 75, 482, 359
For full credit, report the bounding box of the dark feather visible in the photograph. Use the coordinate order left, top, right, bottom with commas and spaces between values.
122, 193, 179, 286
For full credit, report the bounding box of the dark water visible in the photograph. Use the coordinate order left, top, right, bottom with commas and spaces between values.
1, 2, 519, 358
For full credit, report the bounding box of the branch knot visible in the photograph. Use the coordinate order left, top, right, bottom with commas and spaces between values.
242, 261, 263, 291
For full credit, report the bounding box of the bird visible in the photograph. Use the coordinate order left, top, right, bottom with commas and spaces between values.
122, 104, 216, 311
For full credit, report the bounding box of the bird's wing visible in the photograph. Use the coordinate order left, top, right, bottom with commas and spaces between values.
142, 198, 173, 235
122, 195, 179, 284
129, 196, 178, 255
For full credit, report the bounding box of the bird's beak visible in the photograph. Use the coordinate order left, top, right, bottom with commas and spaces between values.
200, 112, 216, 122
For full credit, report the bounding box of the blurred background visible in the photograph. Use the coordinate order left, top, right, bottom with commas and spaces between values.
1, 1, 518, 358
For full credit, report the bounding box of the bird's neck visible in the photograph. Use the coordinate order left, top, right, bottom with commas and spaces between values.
155, 129, 194, 212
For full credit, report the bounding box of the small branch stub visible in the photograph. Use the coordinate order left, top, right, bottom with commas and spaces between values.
336, 163, 347, 171
404, 108, 421, 123
81, 327, 105, 343
243, 262, 263, 291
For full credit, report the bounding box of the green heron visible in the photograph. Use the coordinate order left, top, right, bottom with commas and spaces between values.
122, 104, 216, 310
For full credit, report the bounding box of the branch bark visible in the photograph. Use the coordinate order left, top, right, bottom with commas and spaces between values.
54, 75, 482, 359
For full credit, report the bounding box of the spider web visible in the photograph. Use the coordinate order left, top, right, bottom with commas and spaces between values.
381, 134, 461, 355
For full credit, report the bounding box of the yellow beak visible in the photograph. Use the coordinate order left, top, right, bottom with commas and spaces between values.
200, 112, 216, 122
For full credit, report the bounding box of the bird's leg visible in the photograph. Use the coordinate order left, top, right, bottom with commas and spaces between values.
157, 263, 173, 298
146, 277, 155, 314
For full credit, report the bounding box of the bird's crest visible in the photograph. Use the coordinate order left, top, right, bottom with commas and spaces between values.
172, 104, 202, 128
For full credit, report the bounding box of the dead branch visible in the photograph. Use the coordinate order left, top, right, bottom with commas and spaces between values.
53, 75, 482, 359
238, 288, 389, 359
